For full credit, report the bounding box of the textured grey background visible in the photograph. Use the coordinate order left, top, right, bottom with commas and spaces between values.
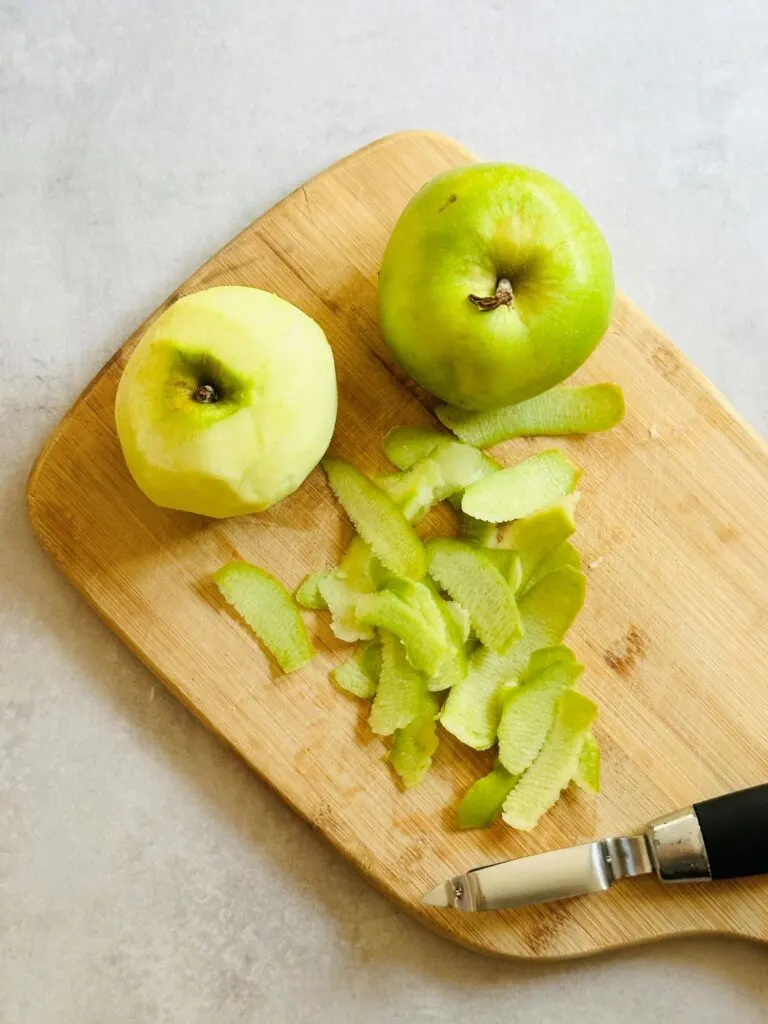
2, 1, 768, 1021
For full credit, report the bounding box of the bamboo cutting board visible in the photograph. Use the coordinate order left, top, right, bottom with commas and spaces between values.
27, 132, 768, 959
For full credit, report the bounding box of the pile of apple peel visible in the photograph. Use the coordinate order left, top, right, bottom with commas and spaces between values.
213, 383, 623, 832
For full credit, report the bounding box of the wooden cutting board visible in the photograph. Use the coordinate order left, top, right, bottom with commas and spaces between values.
27, 131, 768, 959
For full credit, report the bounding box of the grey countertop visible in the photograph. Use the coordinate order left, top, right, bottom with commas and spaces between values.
2, 2, 767, 1021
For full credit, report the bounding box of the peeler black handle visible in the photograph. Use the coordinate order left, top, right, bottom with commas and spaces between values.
694, 784, 768, 881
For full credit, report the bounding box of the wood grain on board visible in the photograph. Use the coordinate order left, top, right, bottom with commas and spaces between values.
27, 131, 768, 959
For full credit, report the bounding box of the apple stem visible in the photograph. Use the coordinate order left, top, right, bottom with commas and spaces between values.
193, 383, 218, 404
468, 278, 514, 312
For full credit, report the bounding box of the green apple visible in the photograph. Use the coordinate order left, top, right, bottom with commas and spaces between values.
378, 164, 614, 411
115, 286, 337, 517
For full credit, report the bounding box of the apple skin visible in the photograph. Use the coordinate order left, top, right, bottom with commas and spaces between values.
378, 164, 614, 411
115, 286, 337, 518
